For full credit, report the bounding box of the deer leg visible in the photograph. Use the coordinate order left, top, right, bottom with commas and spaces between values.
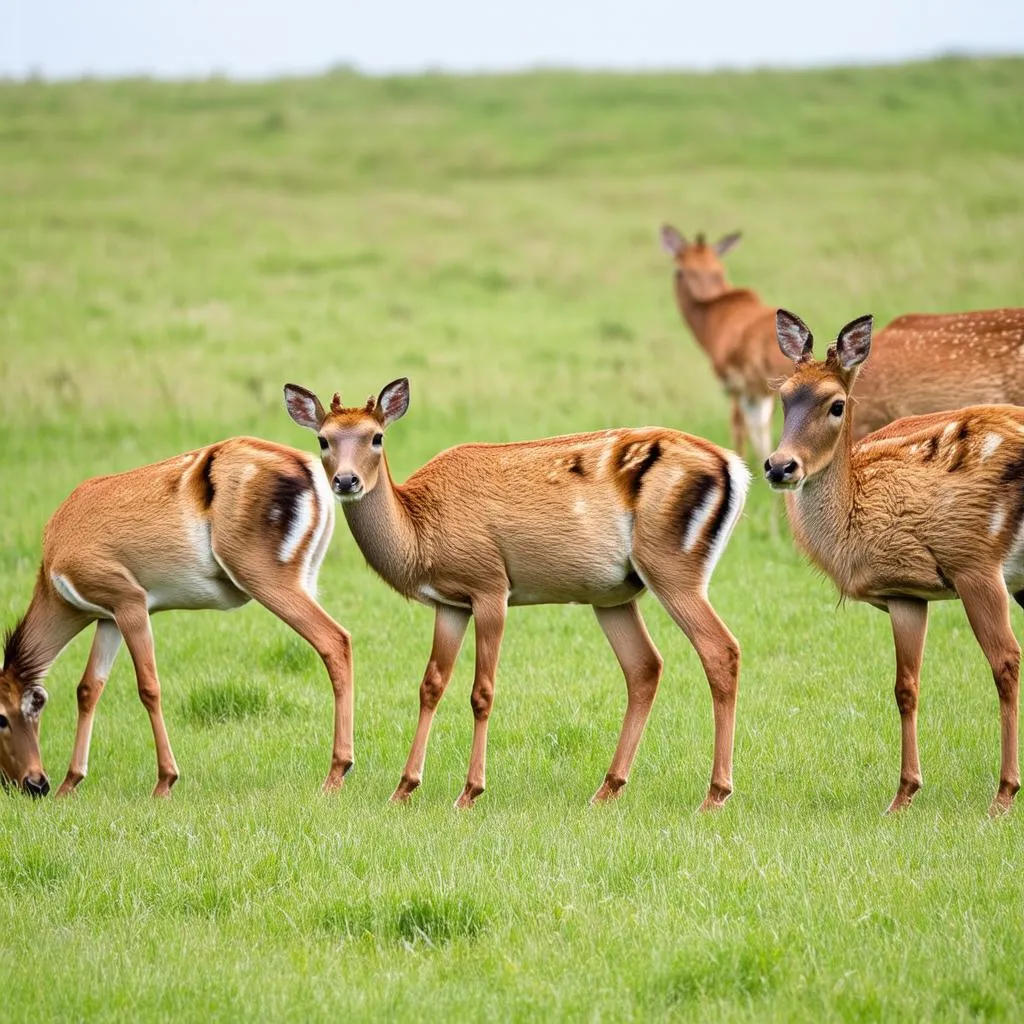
885, 598, 928, 814
114, 601, 179, 798
957, 575, 1021, 815
455, 595, 507, 809
640, 574, 740, 811
55, 619, 122, 797
591, 601, 664, 804
729, 396, 747, 460
244, 581, 354, 793
391, 604, 470, 803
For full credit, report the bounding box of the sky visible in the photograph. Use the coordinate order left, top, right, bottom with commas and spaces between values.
3, 0, 1023, 79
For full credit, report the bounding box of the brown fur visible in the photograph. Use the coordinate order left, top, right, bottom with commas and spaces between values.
853, 309, 1024, 439
766, 310, 1024, 815
661, 225, 787, 462
286, 379, 751, 811
0, 436, 353, 798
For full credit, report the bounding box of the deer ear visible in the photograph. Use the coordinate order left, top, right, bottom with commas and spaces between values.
376, 378, 410, 428
660, 224, 688, 256
715, 231, 742, 256
836, 314, 873, 370
22, 685, 47, 720
283, 384, 327, 431
776, 309, 814, 363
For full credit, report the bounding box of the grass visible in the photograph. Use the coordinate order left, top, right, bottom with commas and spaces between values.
1, 57, 1024, 1021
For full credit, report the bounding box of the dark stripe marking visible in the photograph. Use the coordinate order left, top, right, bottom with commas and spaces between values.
921, 436, 939, 462
705, 457, 735, 550
269, 459, 315, 537
676, 471, 717, 547
568, 454, 586, 477
197, 450, 216, 508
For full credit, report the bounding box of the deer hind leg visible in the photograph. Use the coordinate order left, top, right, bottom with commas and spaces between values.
114, 600, 179, 798
885, 598, 929, 814
55, 619, 123, 798
636, 561, 740, 811
591, 601, 664, 804
455, 594, 507, 809
391, 604, 470, 803
729, 396, 747, 460
957, 574, 1021, 815
235, 568, 354, 793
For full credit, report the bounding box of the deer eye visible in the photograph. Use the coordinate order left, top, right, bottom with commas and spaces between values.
372, 433, 384, 448
317, 436, 328, 451
829, 400, 846, 418
0, 715, 8, 730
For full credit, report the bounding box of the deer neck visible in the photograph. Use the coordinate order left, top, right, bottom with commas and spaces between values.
6, 580, 89, 686
785, 421, 860, 587
673, 273, 734, 362
341, 455, 422, 595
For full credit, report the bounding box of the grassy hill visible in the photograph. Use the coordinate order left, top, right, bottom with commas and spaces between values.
1, 58, 1023, 1021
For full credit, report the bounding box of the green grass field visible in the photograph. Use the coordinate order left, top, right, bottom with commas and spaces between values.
2, 58, 1024, 1021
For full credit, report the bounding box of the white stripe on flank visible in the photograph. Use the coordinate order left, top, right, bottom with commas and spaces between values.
981, 432, 1003, 461
991, 505, 1007, 537
702, 454, 752, 589
52, 574, 114, 618
683, 483, 720, 553
279, 492, 314, 564
301, 463, 336, 595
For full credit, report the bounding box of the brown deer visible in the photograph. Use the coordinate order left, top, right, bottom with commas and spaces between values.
0, 438, 352, 798
764, 309, 1024, 815
660, 225, 788, 464
851, 308, 1024, 439
284, 380, 749, 811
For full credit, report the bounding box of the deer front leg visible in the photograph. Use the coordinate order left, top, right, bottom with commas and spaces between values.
115, 602, 179, 798
957, 574, 1021, 815
56, 619, 122, 797
455, 595, 507, 809
885, 598, 928, 813
391, 604, 470, 803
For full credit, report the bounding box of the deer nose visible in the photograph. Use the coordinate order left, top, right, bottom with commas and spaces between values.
332, 472, 362, 496
763, 456, 801, 487
22, 773, 50, 798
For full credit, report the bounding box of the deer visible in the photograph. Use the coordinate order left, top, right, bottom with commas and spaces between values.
849, 308, 1024, 439
0, 437, 352, 799
283, 380, 750, 811
764, 308, 1024, 816
660, 225, 789, 465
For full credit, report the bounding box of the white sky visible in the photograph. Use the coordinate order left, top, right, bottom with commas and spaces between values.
2, 0, 1023, 79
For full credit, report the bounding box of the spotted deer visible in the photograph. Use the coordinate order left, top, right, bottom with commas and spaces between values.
284, 380, 749, 811
660, 225, 788, 464
765, 309, 1024, 815
0, 438, 351, 798
851, 308, 1024, 439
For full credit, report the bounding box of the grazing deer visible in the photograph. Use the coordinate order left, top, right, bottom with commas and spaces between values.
765, 309, 1024, 815
851, 308, 1024, 439
284, 380, 749, 811
660, 225, 788, 464
0, 438, 352, 798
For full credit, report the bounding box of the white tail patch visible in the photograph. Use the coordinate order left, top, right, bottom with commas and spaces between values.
52, 574, 114, 619
702, 454, 751, 587
301, 464, 335, 595
279, 492, 314, 564
981, 432, 1003, 461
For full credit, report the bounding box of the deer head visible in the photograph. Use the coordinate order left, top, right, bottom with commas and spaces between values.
0, 657, 49, 797
284, 379, 410, 501
764, 310, 873, 490
660, 224, 742, 302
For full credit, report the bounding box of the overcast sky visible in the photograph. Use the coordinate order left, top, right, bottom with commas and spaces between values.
3, 1, 1023, 79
